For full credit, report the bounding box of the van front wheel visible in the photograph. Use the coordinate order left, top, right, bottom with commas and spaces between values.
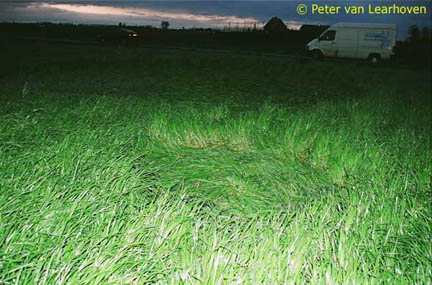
368, 54, 381, 64
312, 50, 323, 60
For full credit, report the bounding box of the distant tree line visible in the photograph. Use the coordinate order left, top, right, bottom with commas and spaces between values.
394, 25, 431, 67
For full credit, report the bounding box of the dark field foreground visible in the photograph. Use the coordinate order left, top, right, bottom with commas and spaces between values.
0, 40, 431, 283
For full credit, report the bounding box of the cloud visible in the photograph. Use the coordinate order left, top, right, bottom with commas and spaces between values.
31, 2, 262, 27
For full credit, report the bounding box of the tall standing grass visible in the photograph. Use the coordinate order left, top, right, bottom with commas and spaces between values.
0, 40, 431, 283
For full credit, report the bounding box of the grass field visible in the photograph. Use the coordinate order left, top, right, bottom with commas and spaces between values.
0, 40, 431, 284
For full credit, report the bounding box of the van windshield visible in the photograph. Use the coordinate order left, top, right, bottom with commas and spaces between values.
320, 30, 336, 41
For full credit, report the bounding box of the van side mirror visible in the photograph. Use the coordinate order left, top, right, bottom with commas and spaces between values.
318, 37, 322, 41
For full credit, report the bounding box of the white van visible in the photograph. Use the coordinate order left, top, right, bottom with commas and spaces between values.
306, 23, 396, 62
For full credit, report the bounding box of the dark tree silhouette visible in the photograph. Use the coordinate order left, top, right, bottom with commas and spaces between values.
408, 25, 420, 42
420, 27, 430, 42
397, 25, 431, 68
161, 21, 170, 30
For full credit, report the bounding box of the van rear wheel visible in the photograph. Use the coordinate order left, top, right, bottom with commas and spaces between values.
368, 54, 381, 64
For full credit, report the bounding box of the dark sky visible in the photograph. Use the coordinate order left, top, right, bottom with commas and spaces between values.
1, 1, 431, 39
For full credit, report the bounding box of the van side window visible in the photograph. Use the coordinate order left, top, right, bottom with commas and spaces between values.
321, 30, 336, 41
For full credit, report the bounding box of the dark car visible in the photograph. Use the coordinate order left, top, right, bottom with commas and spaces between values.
98, 28, 138, 44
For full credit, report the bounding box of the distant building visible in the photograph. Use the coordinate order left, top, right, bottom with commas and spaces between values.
264, 17, 287, 33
